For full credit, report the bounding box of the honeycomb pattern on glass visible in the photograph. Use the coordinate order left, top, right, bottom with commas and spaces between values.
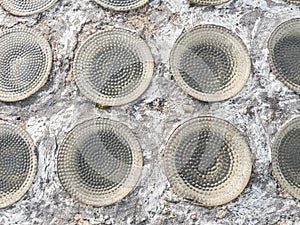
170, 24, 251, 102
272, 117, 300, 200
1, 0, 58, 16
0, 28, 52, 102
268, 19, 300, 93
57, 118, 143, 206
0, 121, 37, 208
93, 0, 148, 11
164, 116, 252, 206
74, 29, 154, 106
188, 0, 230, 6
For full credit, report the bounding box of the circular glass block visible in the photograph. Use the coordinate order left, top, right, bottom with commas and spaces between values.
170, 25, 251, 102
1, 0, 58, 16
57, 118, 143, 206
0, 28, 52, 102
272, 117, 300, 200
268, 19, 300, 93
0, 121, 37, 208
164, 116, 252, 206
93, 0, 148, 11
74, 29, 154, 106
188, 0, 230, 6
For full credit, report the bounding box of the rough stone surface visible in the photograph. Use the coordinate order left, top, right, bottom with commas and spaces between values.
0, 0, 300, 224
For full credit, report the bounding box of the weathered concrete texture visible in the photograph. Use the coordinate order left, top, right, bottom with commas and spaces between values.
0, 0, 300, 224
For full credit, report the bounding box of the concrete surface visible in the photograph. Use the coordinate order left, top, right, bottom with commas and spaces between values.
0, 0, 300, 224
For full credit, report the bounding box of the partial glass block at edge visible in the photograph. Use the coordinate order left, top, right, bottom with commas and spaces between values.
0, 121, 37, 208
1, 0, 58, 16
0, 28, 52, 102
268, 18, 300, 93
272, 117, 300, 200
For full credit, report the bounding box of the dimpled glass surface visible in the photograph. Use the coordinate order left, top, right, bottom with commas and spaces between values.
94, 0, 148, 11
0, 122, 37, 208
57, 118, 143, 206
179, 44, 233, 94
175, 131, 232, 190
164, 116, 252, 206
1, 0, 58, 16
0, 28, 52, 102
272, 118, 300, 200
170, 25, 251, 102
74, 29, 153, 106
268, 19, 300, 92
188, 0, 230, 6
283, 0, 300, 4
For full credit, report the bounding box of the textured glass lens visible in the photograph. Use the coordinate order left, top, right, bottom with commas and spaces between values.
282, 0, 300, 4
0, 122, 37, 208
0, 28, 52, 102
74, 29, 153, 106
188, 0, 230, 5
93, 0, 148, 11
164, 116, 252, 206
268, 19, 300, 93
1, 0, 58, 16
272, 117, 300, 200
57, 118, 143, 206
170, 25, 251, 102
